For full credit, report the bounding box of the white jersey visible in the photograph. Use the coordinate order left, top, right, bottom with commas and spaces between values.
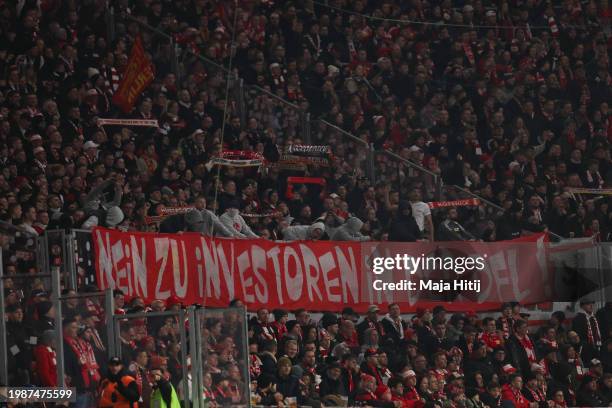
410, 201, 431, 231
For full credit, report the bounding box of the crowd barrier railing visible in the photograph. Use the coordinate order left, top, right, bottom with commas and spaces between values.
0, 221, 48, 386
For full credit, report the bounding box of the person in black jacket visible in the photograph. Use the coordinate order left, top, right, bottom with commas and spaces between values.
6, 304, 33, 385
100, 357, 140, 407
436, 208, 476, 241
32, 301, 55, 337
505, 320, 536, 376
496, 203, 523, 240
572, 300, 602, 364
596, 303, 612, 342
380, 303, 408, 347
276, 357, 299, 398
576, 375, 607, 407
388, 200, 422, 242
259, 339, 279, 377
319, 362, 349, 400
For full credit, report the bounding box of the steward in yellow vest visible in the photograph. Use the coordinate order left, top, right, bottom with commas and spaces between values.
149, 369, 181, 408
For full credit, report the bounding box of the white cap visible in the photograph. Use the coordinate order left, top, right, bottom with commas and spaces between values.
30, 134, 42, 141
401, 370, 416, 378
83, 141, 99, 150
87, 68, 100, 78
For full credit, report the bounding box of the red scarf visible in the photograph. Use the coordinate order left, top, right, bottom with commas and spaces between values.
526, 386, 546, 402
347, 371, 354, 393
583, 311, 602, 346
404, 386, 419, 400
518, 334, 537, 363
65, 336, 100, 388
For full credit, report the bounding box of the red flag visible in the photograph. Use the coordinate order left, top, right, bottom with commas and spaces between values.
112, 36, 155, 113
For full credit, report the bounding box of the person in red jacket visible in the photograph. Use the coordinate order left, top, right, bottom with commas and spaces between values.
34, 330, 57, 386
502, 374, 533, 408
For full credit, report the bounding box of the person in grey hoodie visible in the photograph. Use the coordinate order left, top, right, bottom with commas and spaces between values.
330, 217, 370, 241
219, 202, 258, 238
81, 179, 125, 229
83, 179, 123, 214
282, 222, 325, 241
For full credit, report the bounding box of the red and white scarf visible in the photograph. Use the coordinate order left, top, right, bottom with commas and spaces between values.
526, 386, 546, 402
64, 336, 100, 388
517, 334, 537, 363
579, 311, 602, 346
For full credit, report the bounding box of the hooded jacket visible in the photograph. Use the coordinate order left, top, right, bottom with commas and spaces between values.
388, 201, 422, 242
83, 179, 122, 214
219, 209, 258, 238
282, 222, 325, 241
330, 217, 370, 241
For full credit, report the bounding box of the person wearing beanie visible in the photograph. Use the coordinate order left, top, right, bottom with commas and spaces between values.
388, 200, 422, 242
281, 221, 325, 241
34, 330, 57, 386
321, 313, 340, 339
330, 216, 370, 241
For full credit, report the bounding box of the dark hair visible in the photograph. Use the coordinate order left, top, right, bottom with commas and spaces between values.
388, 377, 403, 389
262, 339, 277, 352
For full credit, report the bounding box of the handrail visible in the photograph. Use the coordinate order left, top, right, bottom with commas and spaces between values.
449, 185, 504, 211
124, 14, 172, 40
318, 119, 369, 146
379, 148, 440, 179
248, 84, 301, 111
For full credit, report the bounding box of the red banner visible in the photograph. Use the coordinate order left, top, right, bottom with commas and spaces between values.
93, 228, 551, 312
112, 36, 155, 113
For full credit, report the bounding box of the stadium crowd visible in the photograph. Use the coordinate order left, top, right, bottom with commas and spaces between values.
5, 287, 612, 407
1, 0, 612, 406
0, 0, 609, 242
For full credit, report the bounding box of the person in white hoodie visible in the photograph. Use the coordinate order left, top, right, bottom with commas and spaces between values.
330, 217, 370, 241
282, 222, 325, 241
219, 202, 258, 238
